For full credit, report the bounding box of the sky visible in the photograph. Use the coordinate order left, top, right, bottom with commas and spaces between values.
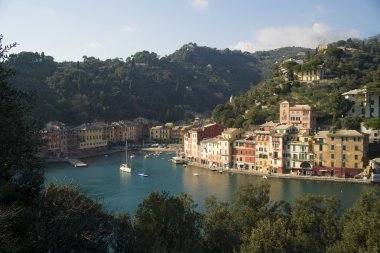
0, 0, 379, 62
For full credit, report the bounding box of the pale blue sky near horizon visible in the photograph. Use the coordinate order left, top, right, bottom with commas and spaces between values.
1, 0, 379, 62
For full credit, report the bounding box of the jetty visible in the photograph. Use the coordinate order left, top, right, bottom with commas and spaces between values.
67, 157, 88, 167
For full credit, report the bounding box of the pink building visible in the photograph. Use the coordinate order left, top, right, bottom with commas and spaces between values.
184, 123, 224, 162
279, 101, 317, 133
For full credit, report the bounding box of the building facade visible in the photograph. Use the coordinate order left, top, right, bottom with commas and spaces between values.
73, 122, 108, 154
343, 88, 380, 118
233, 137, 255, 171
313, 129, 369, 177
280, 101, 317, 133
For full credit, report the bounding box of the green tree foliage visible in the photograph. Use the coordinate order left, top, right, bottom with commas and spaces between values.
33, 184, 114, 253
232, 182, 289, 235
327, 189, 380, 253
337, 116, 362, 130
240, 218, 292, 253
112, 213, 135, 253
133, 191, 203, 253
202, 196, 240, 253
0, 36, 43, 206
364, 117, 380, 129
6, 44, 263, 124
291, 195, 341, 253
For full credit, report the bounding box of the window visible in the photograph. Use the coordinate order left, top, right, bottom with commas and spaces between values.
331, 137, 335, 141
342, 162, 346, 168
331, 154, 334, 159
355, 155, 358, 160
331, 145, 334, 150
319, 145, 323, 151
343, 154, 346, 160
354, 163, 358, 168
343, 145, 346, 151
355, 146, 359, 151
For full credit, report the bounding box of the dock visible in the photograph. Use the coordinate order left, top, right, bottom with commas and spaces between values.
67, 158, 88, 168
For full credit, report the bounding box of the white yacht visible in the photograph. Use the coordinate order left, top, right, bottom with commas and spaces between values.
120, 141, 131, 173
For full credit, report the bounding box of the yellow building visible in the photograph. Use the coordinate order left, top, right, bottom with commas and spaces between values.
313, 129, 369, 177
294, 68, 325, 82
254, 129, 271, 174
150, 125, 172, 142
73, 122, 108, 154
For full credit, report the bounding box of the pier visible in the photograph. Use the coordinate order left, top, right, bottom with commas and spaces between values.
67, 158, 88, 168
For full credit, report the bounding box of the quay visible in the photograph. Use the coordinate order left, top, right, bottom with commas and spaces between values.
187, 162, 373, 185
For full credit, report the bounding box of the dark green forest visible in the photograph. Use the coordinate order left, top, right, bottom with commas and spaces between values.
6, 44, 260, 125
212, 38, 380, 129
5, 42, 313, 126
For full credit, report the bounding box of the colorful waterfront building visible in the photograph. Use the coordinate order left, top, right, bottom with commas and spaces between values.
200, 137, 220, 167
171, 125, 192, 145
184, 123, 224, 162
219, 128, 244, 169
254, 129, 271, 174
233, 136, 255, 171
313, 129, 369, 177
286, 132, 314, 176
150, 125, 171, 142
41, 121, 64, 157
72, 122, 108, 154
269, 124, 297, 174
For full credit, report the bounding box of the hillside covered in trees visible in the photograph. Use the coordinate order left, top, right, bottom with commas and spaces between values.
4, 44, 246, 124
5, 42, 312, 125
212, 37, 380, 129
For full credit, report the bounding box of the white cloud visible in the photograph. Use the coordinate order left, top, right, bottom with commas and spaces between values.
231, 23, 360, 53
191, 0, 208, 10
121, 25, 138, 33
82, 42, 103, 49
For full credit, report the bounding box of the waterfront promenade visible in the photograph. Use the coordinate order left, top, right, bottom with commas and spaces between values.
187, 162, 372, 185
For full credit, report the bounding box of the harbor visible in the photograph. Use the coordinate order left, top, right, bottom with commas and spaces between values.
44, 151, 373, 215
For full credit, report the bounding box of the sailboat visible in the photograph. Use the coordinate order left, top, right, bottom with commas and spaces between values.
120, 140, 131, 173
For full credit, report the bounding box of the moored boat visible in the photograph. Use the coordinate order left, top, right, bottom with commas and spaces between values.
171, 156, 187, 164
120, 141, 131, 173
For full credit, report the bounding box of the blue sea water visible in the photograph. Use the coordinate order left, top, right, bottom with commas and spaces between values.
45, 152, 373, 215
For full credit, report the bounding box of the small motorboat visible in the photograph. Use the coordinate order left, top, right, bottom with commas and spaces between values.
138, 173, 148, 177
262, 175, 268, 179
193, 173, 200, 176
